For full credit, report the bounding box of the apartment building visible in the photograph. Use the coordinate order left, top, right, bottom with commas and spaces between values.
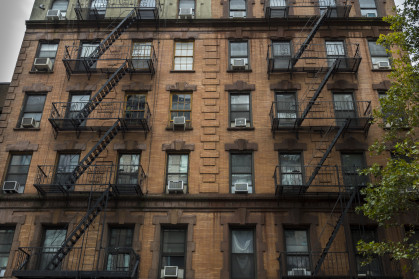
0, 0, 416, 278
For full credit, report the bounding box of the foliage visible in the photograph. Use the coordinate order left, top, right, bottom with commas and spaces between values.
355, 0, 419, 272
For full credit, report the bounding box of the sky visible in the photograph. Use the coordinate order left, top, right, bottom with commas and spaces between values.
0, 0, 403, 82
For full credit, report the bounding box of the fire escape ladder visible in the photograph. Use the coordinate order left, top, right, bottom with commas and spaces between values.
313, 187, 358, 275
291, 8, 330, 68
45, 186, 111, 271
72, 61, 130, 127
84, 9, 137, 68
296, 58, 338, 128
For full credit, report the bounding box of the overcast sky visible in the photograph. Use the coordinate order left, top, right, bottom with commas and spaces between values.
0, 0, 403, 82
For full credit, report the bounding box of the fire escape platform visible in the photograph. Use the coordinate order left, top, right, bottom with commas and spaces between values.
74, 4, 159, 21
12, 270, 136, 279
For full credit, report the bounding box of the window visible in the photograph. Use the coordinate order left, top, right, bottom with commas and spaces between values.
166, 154, 189, 192
51, 0, 68, 17
325, 41, 346, 68
230, 0, 246, 17
107, 227, 134, 271
4, 154, 32, 193
173, 41, 194, 71
319, 0, 337, 16
359, 0, 377, 17
230, 93, 251, 127
368, 40, 391, 69
341, 153, 368, 189
179, 0, 195, 17
68, 93, 90, 126
132, 42, 152, 70
284, 229, 311, 274
231, 153, 253, 193
275, 93, 297, 127
278, 153, 303, 189
229, 41, 249, 70
333, 93, 357, 126
378, 91, 406, 127
170, 93, 192, 122
351, 227, 382, 276
54, 153, 80, 189
231, 229, 255, 279
33, 42, 58, 71
77, 42, 100, 70
18, 94, 47, 128
0, 227, 15, 277
272, 41, 292, 69
39, 228, 67, 270
408, 228, 419, 274
89, 0, 107, 19
116, 154, 141, 185
160, 228, 186, 277
125, 93, 147, 122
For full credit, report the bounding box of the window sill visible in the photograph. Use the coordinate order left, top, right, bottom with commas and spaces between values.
13, 128, 41, 131
227, 127, 255, 131
371, 68, 392, 72
227, 69, 252, 73
165, 126, 193, 131
170, 70, 196, 73
29, 70, 54, 74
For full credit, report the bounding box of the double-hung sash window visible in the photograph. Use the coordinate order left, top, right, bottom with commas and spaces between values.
4, 154, 32, 193
90, 0, 107, 18
272, 42, 291, 69
285, 229, 311, 274
231, 154, 253, 193
333, 93, 357, 126
107, 227, 134, 271
54, 154, 80, 188
319, 0, 336, 15
78, 42, 100, 70
51, 0, 69, 17
39, 228, 67, 270
179, 0, 195, 17
359, 0, 377, 17
132, 42, 152, 70
125, 93, 146, 121
33, 42, 58, 71
117, 154, 140, 185
160, 228, 186, 277
174, 41, 194, 71
326, 41, 346, 68
368, 40, 390, 68
341, 153, 368, 189
170, 93, 192, 122
230, 0, 246, 17
68, 94, 90, 126
166, 154, 189, 191
230, 42, 249, 70
279, 153, 303, 188
275, 93, 297, 127
19, 95, 47, 128
0, 228, 15, 276
230, 94, 251, 127
231, 229, 255, 279
351, 227, 382, 276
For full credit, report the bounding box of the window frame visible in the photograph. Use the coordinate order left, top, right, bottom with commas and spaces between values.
283, 228, 311, 274
228, 40, 250, 71
77, 41, 100, 70
0, 226, 15, 276
340, 152, 368, 189
278, 152, 304, 188
17, 93, 47, 129
54, 153, 81, 189
178, 0, 195, 17
275, 92, 298, 127
229, 0, 247, 17
159, 227, 187, 278
229, 92, 252, 128
3, 153, 32, 193
116, 153, 141, 186
230, 227, 256, 279
173, 41, 194, 71
106, 226, 134, 272
169, 92, 192, 122
124, 92, 147, 121
166, 153, 189, 193
67, 92, 91, 125
368, 39, 391, 69
230, 152, 254, 193
32, 41, 59, 72
271, 41, 292, 70
38, 227, 68, 270
131, 41, 153, 70
359, 0, 378, 17
51, 0, 69, 17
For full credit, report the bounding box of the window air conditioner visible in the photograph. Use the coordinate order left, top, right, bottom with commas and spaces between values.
173, 116, 186, 126
179, 8, 193, 19
163, 266, 178, 277
234, 183, 249, 193
34, 57, 53, 71
366, 12, 376, 17
46, 9, 63, 20
288, 268, 311, 276
3, 181, 20, 194
21, 117, 36, 128
168, 181, 184, 192
234, 118, 247, 127
378, 61, 390, 69
231, 59, 246, 70
231, 11, 246, 18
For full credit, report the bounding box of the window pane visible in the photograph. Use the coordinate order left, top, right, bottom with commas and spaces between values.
0, 228, 15, 270
342, 154, 365, 168
25, 95, 46, 112
230, 0, 246, 9
231, 42, 248, 57
52, 0, 69, 11
231, 154, 252, 173
273, 42, 291, 57
232, 254, 254, 279
285, 230, 308, 252
368, 41, 387, 56
109, 228, 133, 247
133, 42, 152, 57
81, 43, 99, 57
360, 0, 376, 8
163, 230, 186, 253
168, 155, 188, 173
39, 44, 58, 58
231, 229, 254, 279
326, 42, 345, 56
180, 0, 195, 9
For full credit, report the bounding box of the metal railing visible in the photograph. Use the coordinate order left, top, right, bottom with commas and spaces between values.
264, 0, 351, 18
267, 43, 361, 72
63, 45, 157, 75
270, 100, 372, 131
49, 101, 152, 131
13, 246, 139, 278
274, 165, 370, 195
34, 163, 146, 196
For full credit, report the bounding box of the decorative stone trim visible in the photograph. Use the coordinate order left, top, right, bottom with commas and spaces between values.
5, 141, 38, 152
335, 137, 368, 151
327, 80, 358, 91
225, 80, 255, 92
225, 139, 258, 151
372, 80, 392, 91
53, 142, 86, 151
270, 80, 301, 91
113, 142, 147, 151
22, 83, 53, 93
162, 140, 195, 152
66, 83, 96, 92
274, 139, 307, 151
166, 82, 197, 92
122, 83, 152, 91
149, 210, 196, 279
220, 208, 267, 278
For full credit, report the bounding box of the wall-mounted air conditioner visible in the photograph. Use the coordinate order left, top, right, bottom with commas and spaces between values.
3, 181, 20, 193
378, 61, 391, 69
163, 266, 178, 277
34, 57, 53, 71
46, 9, 63, 20
179, 8, 194, 19
168, 181, 184, 193
234, 183, 249, 193
234, 118, 247, 127
231, 59, 246, 70
288, 268, 311, 276
21, 117, 36, 128
231, 11, 246, 18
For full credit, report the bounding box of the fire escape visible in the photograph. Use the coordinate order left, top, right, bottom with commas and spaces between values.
13, 2, 159, 278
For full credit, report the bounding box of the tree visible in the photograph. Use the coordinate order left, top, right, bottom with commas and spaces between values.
355, 0, 419, 273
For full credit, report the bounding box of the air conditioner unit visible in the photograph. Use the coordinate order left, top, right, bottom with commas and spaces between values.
3, 181, 20, 193
21, 117, 36, 128
34, 57, 53, 71
234, 183, 249, 193
168, 181, 184, 192
173, 116, 186, 126
288, 268, 311, 276
366, 12, 377, 17
234, 118, 247, 127
231, 59, 246, 70
231, 11, 246, 18
378, 61, 390, 69
46, 9, 62, 20
163, 266, 178, 277
179, 8, 194, 19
